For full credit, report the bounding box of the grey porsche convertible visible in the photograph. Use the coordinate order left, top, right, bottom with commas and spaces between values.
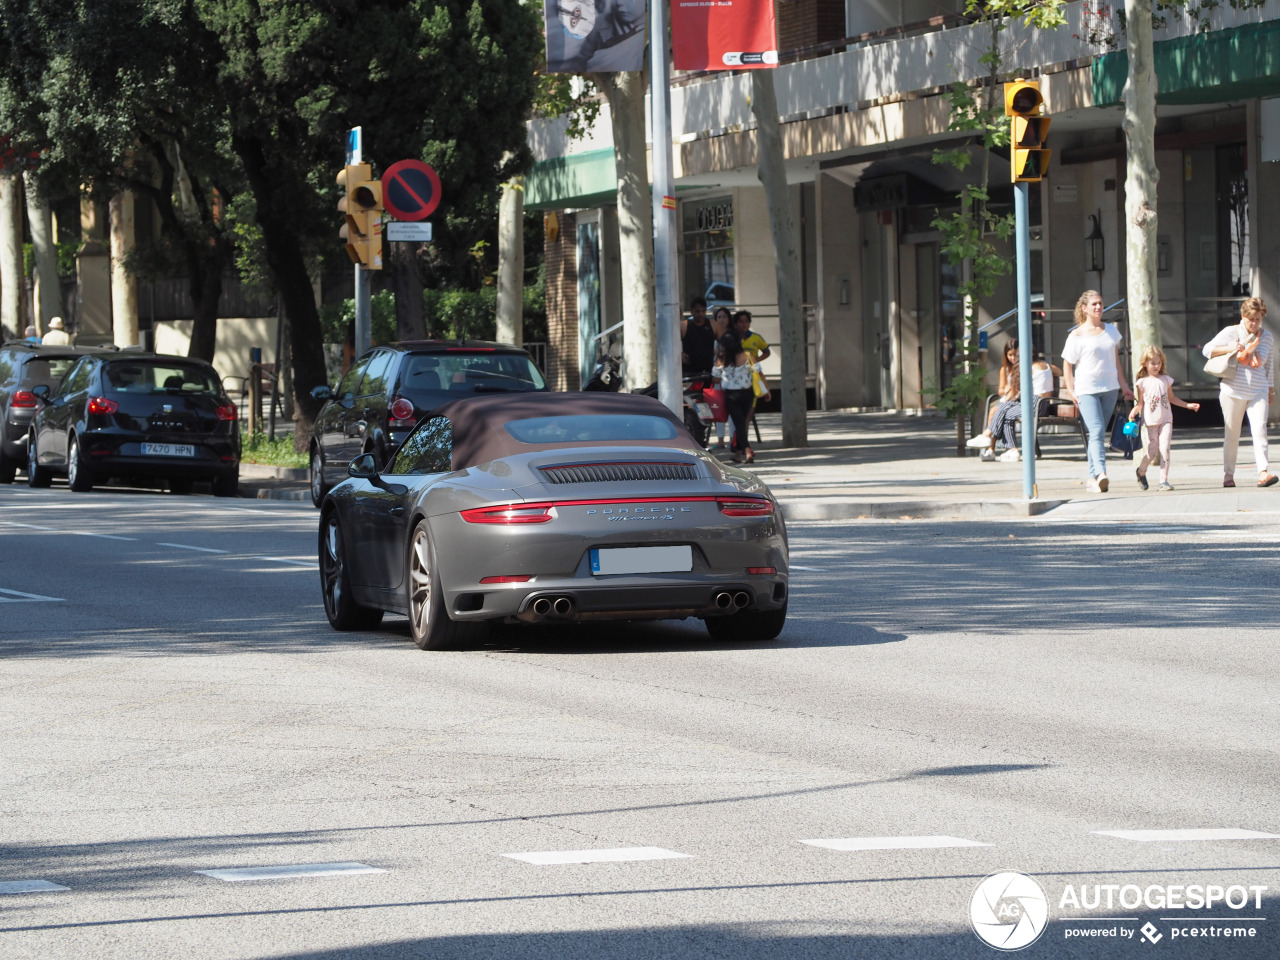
318, 392, 789, 649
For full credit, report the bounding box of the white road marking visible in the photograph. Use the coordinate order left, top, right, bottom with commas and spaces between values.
195, 862, 385, 882
0, 588, 64, 602
0, 521, 57, 531
0, 880, 70, 894
788, 565, 823, 571
71, 532, 138, 541
800, 835, 990, 851
249, 557, 316, 567
503, 847, 691, 865
1094, 828, 1280, 843
156, 543, 230, 554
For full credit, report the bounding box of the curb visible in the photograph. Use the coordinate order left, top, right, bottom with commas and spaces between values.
778, 498, 1070, 520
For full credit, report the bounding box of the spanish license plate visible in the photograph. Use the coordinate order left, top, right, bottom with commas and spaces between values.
141, 443, 195, 457
590, 545, 693, 576
695, 402, 713, 420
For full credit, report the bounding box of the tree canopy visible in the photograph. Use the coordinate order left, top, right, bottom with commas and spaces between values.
0, 0, 542, 439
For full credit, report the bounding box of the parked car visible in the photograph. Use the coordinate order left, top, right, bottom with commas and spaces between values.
0, 341, 97, 483
26, 352, 240, 496
308, 340, 548, 507
317, 391, 788, 650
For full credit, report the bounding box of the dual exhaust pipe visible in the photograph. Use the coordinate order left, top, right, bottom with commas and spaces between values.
714, 591, 751, 611
531, 596, 574, 619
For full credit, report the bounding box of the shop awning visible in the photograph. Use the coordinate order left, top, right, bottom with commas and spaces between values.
1093, 19, 1280, 107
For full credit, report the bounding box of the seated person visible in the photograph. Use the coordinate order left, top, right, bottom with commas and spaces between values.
966, 340, 1058, 462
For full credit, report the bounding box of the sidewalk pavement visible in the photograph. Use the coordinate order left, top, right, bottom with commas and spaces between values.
239, 411, 1280, 522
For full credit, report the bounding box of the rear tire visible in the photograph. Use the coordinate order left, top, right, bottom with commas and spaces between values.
705, 600, 787, 642
67, 435, 94, 492
408, 520, 486, 651
309, 448, 329, 508
212, 473, 238, 498
319, 512, 384, 631
26, 438, 52, 488
684, 408, 709, 447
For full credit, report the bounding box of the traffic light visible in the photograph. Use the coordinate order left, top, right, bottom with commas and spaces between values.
336, 163, 384, 269
1004, 80, 1051, 183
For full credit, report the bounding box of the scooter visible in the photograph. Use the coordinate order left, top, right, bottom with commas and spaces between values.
636, 372, 716, 447
583, 352, 623, 392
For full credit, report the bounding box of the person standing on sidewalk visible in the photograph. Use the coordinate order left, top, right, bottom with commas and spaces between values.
1131, 346, 1199, 491
1203, 296, 1276, 488
1062, 290, 1132, 493
713, 331, 756, 464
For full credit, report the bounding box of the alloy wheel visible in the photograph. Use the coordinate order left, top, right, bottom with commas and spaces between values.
409, 526, 433, 639
322, 518, 344, 618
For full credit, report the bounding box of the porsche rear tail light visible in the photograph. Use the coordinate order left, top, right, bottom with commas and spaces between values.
11, 390, 37, 408
461, 503, 556, 524
717, 497, 774, 517
215, 403, 238, 421
480, 575, 533, 584
87, 397, 119, 415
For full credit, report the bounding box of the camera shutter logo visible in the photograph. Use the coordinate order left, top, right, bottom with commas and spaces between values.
970, 872, 1049, 950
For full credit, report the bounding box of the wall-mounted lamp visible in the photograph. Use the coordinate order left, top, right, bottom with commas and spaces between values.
1085, 212, 1105, 272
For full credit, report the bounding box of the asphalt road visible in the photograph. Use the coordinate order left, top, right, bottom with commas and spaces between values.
1, 485, 1278, 959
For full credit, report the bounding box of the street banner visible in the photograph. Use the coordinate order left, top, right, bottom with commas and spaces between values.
544, 0, 647, 73
672, 0, 778, 71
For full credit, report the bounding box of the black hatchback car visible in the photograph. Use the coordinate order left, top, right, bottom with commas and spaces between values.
308, 340, 547, 506
0, 341, 98, 483
27, 352, 241, 496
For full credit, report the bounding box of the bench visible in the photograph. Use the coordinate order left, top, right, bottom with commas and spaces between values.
982, 382, 1087, 458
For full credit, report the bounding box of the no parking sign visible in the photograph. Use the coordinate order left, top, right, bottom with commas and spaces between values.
381, 160, 441, 222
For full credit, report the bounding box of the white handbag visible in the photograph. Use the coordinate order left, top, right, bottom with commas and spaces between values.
1204, 351, 1237, 379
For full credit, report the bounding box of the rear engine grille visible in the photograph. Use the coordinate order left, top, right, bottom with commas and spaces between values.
540, 462, 698, 484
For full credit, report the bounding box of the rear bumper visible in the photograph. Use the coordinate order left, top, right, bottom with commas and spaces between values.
78, 435, 239, 479
444, 574, 788, 623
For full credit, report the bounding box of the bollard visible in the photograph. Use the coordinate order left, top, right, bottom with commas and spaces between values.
248, 347, 262, 437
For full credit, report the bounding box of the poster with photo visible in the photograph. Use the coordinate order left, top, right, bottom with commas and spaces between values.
671, 0, 777, 71
544, 0, 647, 73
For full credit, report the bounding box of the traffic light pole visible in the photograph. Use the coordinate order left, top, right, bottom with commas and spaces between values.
1014, 180, 1035, 500
649, 0, 681, 416
350, 134, 371, 358
354, 265, 371, 359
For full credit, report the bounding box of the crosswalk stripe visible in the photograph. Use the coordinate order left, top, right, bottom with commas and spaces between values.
1094, 828, 1280, 842
503, 847, 690, 865
0, 880, 70, 894
801, 835, 989, 851
195, 862, 385, 882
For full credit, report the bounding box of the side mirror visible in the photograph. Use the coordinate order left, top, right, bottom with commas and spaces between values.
347, 453, 378, 479
31, 384, 51, 403
311, 385, 333, 400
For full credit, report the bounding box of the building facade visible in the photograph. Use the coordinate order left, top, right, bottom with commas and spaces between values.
526, 1, 1280, 412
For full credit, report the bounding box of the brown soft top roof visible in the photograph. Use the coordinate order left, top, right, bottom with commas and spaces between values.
431, 392, 700, 469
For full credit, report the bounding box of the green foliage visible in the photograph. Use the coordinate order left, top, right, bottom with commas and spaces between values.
924, 363, 990, 420
319, 290, 398, 345
241, 432, 308, 468
532, 73, 602, 140
22, 242, 80, 282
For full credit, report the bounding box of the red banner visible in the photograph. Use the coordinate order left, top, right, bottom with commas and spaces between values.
672, 0, 778, 71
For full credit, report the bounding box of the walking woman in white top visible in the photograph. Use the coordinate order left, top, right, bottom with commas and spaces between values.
1061, 290, 1133, 493
1202, 296, 1276, 488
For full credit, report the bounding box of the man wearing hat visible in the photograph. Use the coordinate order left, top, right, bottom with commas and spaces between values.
42, 317, 71, 345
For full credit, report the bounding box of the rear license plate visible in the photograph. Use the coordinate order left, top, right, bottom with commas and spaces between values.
141, 443, 195, 457
695, 402, 713, 420
590, 545, 693, 576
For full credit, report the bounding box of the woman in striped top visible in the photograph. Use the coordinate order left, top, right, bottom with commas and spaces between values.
1203, 297, 1276, 488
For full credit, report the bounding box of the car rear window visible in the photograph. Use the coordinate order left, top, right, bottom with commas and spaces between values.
104, 361, 222, 395
505, 415, 680, 444
22, 357, 80, 387
397, 352, 546, 403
